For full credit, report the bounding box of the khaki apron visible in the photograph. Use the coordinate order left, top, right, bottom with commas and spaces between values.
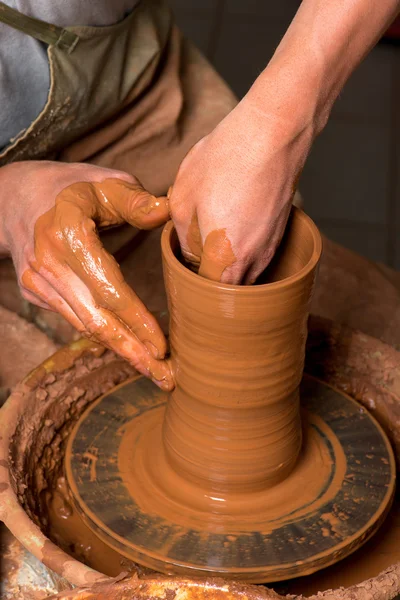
0, 0, 238, 341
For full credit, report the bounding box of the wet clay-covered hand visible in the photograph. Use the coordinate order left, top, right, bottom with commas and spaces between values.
0, 161, 173, 390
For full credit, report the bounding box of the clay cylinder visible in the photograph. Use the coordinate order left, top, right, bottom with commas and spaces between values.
161, 208, 322, 494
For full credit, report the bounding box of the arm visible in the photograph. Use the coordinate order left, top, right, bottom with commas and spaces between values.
170, 0, 400, 284
249, 0, 400, 136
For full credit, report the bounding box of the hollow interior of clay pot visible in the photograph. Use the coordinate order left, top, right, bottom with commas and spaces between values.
259, 210, 319, 283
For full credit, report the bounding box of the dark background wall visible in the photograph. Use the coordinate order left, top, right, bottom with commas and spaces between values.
169, 0, 400, 268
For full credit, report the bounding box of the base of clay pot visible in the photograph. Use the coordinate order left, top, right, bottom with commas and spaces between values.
65, 374, 395, 583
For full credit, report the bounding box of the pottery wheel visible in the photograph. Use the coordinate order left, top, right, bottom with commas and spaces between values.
65, 374, 395, 583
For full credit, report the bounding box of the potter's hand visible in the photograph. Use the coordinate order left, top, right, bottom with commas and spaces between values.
170, 0, 400, 284
0, 161, 173, 390
169, 98, 313, 284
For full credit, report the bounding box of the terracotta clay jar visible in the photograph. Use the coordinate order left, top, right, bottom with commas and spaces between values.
162, 207, 322, 494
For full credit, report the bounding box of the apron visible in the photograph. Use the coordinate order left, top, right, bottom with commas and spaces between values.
0, 0, 171, 165
0, 0, 238, 341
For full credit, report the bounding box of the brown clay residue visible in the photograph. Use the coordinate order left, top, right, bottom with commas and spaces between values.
48, 576, 283, 600
184, 212, 236, 281
44, 476, 133, 577
1, 340, 137, 586
47, 564, 400, 600
283, 495, 400, 596
82, 452, 98, 482
2, 311, 400, 597
198, 229, 236, 282
41, 540, 75, 577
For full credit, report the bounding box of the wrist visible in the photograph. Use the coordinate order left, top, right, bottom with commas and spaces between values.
233, 71, 316, 181
247, 0, 400, 137
244, 55, 334, 143
218, 93, 314, 210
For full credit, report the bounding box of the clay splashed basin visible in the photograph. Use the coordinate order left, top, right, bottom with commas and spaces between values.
1, 315, 400, 600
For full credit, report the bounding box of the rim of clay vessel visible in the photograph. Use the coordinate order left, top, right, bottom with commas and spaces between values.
161, 207, 322, 291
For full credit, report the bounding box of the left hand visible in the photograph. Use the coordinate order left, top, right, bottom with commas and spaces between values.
169, 98, 313, 284
0, 161, 173, 390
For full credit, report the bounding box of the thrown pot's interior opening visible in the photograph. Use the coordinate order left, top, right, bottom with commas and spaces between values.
257, 210, 319, 284
170, 208, 320, 286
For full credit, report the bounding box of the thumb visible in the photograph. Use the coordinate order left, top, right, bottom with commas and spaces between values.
198, 228, 237, 283
97, 178, 170, 230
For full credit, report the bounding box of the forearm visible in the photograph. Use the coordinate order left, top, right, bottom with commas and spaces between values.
245, 0, 400, 137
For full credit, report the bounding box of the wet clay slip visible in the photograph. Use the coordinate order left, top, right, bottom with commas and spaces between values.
64, 209, 395, 581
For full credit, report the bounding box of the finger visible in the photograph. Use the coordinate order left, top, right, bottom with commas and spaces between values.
198, 228, 237, 283
47, 267, 173, 389
168, 182, 202, 267
239, 246, 280, 285
20, 268, 62, 311
241, 262, 266, 286
212, 204, 292, 285
21, 268, 86, 331
96, 179, 170, 231
69, 219, 168, 358
20, 288, 52, 311
80, 305, 174, 390
179, 211, 203, 271
240, 205, 292, 286
32, 252, 174, 390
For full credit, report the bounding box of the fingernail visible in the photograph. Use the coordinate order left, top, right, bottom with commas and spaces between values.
167, 185, 173, 199
143, 340, 160, 359
152, 377, 175, 392
153, 360, 175, 391
152, 378, 164, 390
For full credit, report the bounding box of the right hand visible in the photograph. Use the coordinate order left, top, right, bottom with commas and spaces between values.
169, 96, 313, 285
0, 160, 174, 390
